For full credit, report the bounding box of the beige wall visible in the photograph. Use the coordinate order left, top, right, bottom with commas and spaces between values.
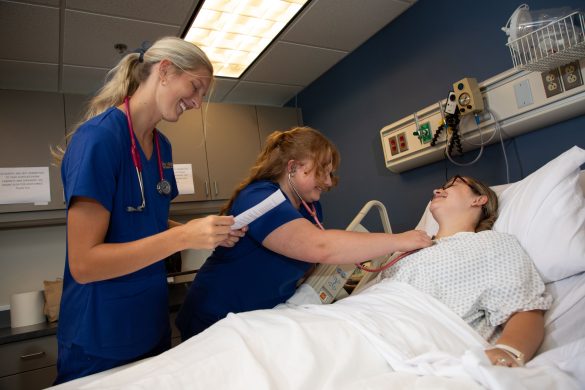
0, 217, 213, 310
0, 225, 66, 308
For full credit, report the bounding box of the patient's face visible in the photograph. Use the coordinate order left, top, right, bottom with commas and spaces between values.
430, 177, 478, 215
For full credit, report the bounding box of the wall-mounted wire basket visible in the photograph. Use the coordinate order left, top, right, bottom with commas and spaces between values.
506, 11, 585, 72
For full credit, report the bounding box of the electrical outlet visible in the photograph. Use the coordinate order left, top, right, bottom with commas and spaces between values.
541, 68, 564, 98
397, 132, 408, 152
388, 135, 399, 156
559, 60, 583, 91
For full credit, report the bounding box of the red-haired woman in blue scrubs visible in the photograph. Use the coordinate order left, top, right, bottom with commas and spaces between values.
52, 37, 245, 384
176, 127, 432, 340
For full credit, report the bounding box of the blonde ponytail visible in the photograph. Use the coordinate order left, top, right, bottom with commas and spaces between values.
52, 36, 213, 163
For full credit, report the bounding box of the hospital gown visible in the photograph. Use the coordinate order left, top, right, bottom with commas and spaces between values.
378, 230, 552, 341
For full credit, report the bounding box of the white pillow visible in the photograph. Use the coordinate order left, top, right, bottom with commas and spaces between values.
493, 146, 585, 282
414, 185, 509, 236
415, 146, 585, 283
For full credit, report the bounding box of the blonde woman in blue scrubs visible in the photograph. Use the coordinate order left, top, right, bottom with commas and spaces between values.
52, 37, 245, 384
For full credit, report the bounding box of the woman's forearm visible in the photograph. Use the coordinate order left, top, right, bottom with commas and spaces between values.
70, 225, 190, 283
313, 229, 428, 264
168, 219, 183, 228
263, 219, 431, 265
68, 198, 234, 283
492, 310, 545, 363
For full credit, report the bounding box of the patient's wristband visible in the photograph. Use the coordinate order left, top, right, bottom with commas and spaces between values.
493, 344, 525, 366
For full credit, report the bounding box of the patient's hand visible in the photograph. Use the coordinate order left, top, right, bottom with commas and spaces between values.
391, 230, 432, 252
485, 348, 520, 368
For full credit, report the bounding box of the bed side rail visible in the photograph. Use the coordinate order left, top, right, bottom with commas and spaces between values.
304, 200, 393, 303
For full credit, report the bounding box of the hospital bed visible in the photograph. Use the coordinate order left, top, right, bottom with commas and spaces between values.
51, 146, 585, 389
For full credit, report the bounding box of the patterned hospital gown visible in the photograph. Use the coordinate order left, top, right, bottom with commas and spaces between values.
379, 230, 552, 341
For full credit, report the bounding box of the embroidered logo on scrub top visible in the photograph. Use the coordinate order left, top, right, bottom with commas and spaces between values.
162, 162, 174, 169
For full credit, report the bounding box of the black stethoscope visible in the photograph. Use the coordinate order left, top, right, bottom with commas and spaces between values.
124, 96, 171, 212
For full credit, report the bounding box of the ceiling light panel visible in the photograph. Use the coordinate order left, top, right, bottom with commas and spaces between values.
184, 0, 308, 78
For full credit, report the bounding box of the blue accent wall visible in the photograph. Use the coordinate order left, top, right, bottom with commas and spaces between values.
294, 0, 585, 232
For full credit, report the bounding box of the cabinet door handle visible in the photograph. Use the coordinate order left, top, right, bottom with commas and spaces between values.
20, 351, 45, 360
204, 181, 209, 197
214, 181, 219, 196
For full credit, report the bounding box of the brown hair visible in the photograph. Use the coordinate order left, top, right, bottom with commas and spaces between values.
462, 176, 499, 232
220, 126, 340, 215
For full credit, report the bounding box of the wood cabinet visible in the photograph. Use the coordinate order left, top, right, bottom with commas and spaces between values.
63, 94, 90, 136
256, 106, 302, 149
0, 89, 302, 224
161, 103, 301, 202
170, 311, 181, 348
0, 91, 66, 213
0, 335, 57, 390
204, 103, 261, 200
158, 109, 210, 202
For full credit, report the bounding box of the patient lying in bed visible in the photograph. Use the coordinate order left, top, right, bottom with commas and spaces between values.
59, 175, 575, 390
378, 229, 551, 345
372, 175, 551, 368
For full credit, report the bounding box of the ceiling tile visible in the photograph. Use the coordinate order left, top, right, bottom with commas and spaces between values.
1, 0, 416, 105
8, 0, 59, 6
208, 78, 239, 102
61, 65, 108, 94
243, 42, 347, 86
63, 10, 180, 68
65, 0, 198, 26
224, 81, 304, 107
0, 60, 58, 91
282, 0, 412, 51
0, 1, 59, 62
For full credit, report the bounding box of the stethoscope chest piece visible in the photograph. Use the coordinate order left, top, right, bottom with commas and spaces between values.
157, 179, 171, 195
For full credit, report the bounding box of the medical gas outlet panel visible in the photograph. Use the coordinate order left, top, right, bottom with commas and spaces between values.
381, 58, 585, 173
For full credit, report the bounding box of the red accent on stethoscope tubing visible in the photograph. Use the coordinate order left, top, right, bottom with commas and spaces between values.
123, 97, 164, 183
302, 200, 325, 230
153, 127, 164, 181
124, 98, 142, 172
354, 249, 419, 273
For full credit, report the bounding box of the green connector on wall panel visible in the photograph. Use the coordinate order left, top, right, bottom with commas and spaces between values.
413, 122, 433, 144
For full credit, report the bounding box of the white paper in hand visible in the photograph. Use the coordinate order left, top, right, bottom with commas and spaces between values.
232, 189, 286, 230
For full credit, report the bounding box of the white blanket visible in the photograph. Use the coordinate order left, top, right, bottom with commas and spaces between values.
61, 281, 578, 390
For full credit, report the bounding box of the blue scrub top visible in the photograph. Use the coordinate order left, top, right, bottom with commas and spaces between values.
176, 180, 323, 338
58, 107, 179, 360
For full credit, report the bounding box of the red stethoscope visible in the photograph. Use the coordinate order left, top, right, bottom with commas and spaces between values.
287, 172, 418, 272
124, 96, 171, 212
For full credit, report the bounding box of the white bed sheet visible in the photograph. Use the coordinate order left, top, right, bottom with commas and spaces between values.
51, 281, 579, 390
541, 271, 585, 352
51, 165, 585, 389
